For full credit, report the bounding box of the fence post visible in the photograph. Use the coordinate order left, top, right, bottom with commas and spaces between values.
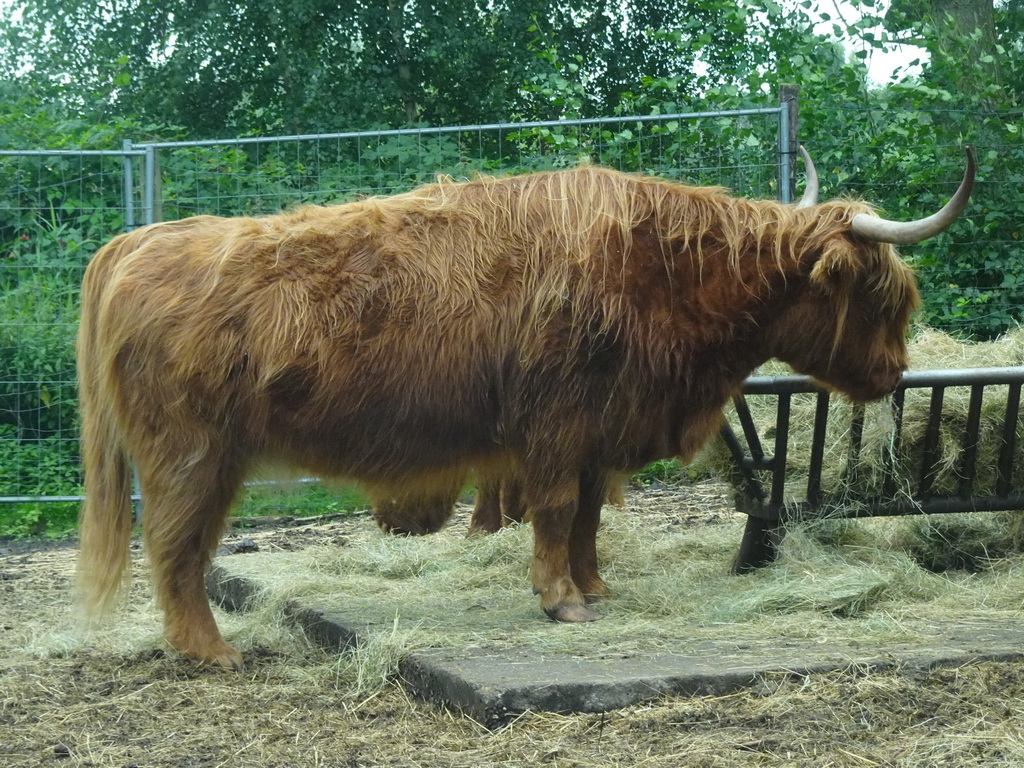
135, 143, 165, 520
778, 84, 800, 204
143, 144, 163, 225
122, 140, 136, 230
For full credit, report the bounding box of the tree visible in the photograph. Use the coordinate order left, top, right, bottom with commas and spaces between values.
0, 0, 760, 138
882, 0, 1009, 96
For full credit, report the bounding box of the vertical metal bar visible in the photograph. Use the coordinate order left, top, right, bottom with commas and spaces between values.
919, 386, 946, 500
883, 388, 906, 498
144, 144, 162, 224
771, 393, 791, 509
719, 423, 767, 505
134, 144, 160, 520
733, 389, 793, 575
733, 516, 785, 573
805, 391, 831, 509
996, 382, 1022, 497
122, 140, 135, 230
777, 84, 799, 204
778, 97, 790, 204
733, 394, 766, 465
956, 384, 985, 498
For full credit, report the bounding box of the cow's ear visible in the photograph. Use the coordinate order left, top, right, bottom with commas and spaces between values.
809, 240, 858, 291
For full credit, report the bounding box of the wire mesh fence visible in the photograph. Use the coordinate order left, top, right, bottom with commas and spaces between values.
0, 105, 789, 504
150, 109, 789, 222
0, 150, 143, 503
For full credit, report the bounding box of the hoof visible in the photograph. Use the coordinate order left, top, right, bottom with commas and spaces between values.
544, 603, 603, 622
212, 647, 245, 672
173, 640, 244, 671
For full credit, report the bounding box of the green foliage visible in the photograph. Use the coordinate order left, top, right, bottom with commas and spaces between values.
0, 99, 147, 502
0, 200, 90, 499
797, 106, 1023, 337
234, 483, 370, 520
631, 460, 708, 486
774, 0, 1023, 339
1, 0, 755, 137
0, 196, 83, 508
0, 425, 81, 498
0, 501, 78, 539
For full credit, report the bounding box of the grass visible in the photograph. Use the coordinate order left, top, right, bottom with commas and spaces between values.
0, 501, 79, 540
232, 481, 372, 520
0, 466, 704, 540
0, 479, 375, 540
630, 458, 711, 485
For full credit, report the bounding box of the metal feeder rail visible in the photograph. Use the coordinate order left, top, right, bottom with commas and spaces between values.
722, 367, 1024, 572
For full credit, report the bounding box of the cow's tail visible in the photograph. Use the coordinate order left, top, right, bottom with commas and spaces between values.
75, 233, 136, 622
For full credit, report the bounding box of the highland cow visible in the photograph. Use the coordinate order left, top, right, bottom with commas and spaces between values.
76, 148, 974, 669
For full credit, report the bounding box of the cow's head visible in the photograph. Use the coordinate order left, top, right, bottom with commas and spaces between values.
769, 147, 975, 401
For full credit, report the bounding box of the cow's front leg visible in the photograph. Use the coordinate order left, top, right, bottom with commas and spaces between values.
529, 490, 601, 623
569, 467, 611, 603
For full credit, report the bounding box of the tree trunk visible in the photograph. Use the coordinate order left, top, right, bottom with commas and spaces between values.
928, 0, 1001, 90
387, 0, 419, 123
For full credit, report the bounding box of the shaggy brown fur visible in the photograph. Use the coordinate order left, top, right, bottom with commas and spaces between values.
77, 166, 920, 668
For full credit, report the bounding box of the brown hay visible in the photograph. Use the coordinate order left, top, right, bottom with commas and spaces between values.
9, 488, 1024, 765
201, 489, 1024, 693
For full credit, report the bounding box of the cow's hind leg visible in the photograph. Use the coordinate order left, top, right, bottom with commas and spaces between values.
467, 472, 504, 535
468, 470, 527, 535
500, 474, 527, 526
139, 457, 245, 669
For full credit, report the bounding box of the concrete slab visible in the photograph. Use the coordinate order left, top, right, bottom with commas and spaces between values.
207, 562, 1024, 727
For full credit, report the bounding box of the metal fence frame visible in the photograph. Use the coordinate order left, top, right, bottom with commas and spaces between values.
725, 367, 1024, 571
0, 99, 794, 504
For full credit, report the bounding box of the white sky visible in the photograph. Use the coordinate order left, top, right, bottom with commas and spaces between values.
830, 0, 928, 83
863, 42, 928, 83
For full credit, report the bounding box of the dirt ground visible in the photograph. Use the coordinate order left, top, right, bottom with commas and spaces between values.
4, 483, 1024, 767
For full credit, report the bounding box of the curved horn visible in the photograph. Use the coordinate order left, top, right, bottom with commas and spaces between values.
850, 146, 976, 245
795, 145, 819, 208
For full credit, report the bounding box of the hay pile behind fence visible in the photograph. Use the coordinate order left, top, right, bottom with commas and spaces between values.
697, 327, 1024, 509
